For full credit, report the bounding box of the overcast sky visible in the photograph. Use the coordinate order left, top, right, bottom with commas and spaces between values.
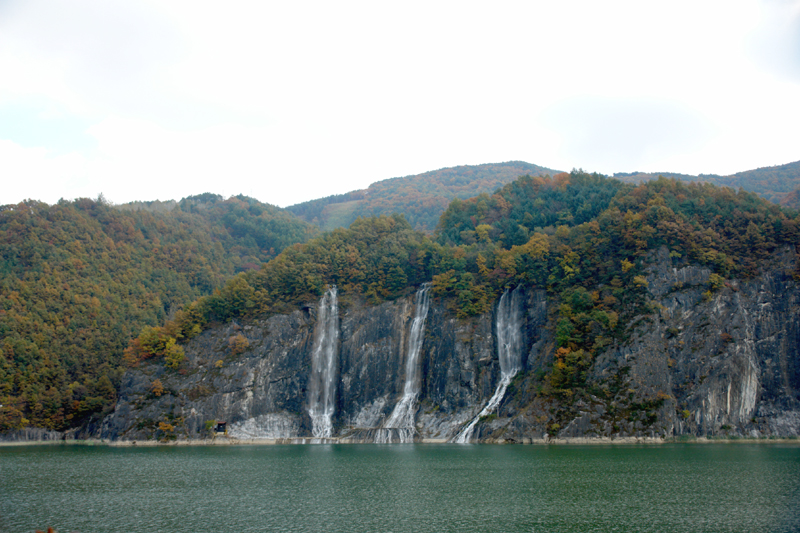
1, 0, 799, 207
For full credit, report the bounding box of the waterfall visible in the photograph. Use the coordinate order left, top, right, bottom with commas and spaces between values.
454, 286, 524, 443
307, 286, 339, 439
376, 284, 432, 443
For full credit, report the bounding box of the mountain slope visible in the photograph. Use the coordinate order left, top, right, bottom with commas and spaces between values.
614, 160, 800, 207
287, 161, 560, 232
0, 195, 316, 431
292, 159, 800, 234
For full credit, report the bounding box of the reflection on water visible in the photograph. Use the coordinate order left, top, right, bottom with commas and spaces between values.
1, 443, 799, 533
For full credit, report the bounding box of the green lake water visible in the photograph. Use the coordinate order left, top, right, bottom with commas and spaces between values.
1, 443, 799, 533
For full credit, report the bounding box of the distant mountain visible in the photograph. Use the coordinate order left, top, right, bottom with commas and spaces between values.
614, 160, 800, 208
780, 189, 800, 210
291, 159, 800, 234
713, 160, 800, 204
287, 161, 561, 232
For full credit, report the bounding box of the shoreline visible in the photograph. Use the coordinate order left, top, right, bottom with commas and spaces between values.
1, 435, 798, 447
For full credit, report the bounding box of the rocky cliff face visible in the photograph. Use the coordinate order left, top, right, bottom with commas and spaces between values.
604, 246, 800, 438
101, 248, 800, 443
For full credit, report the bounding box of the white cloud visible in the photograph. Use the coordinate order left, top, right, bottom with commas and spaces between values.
0, 140, 90, 202
748, 0, 800, 82
0, 0, 798, 207
539, 97, 716, 173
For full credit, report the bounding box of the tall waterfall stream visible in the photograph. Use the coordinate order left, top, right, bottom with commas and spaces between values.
375, 284, 432, 443
454, 286, 524, 443
307, 287, 339, 439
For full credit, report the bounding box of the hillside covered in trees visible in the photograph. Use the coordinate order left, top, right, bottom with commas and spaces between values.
287, 161, 559, 232
0, 195, 316, 431
289, 159, 800, 235
126, 172, 800, 421
614, 160, 800, 209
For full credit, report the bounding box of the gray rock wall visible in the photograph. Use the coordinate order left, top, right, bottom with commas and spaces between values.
636, 247, 800, 437
559, 246, 800, 440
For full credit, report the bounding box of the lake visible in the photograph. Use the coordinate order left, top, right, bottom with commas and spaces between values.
1, 443, 799, 533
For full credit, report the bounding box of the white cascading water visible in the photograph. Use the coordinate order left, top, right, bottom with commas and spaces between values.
453, 286, 524, 443
375, 284, 432, 443
307, 286, 339, 439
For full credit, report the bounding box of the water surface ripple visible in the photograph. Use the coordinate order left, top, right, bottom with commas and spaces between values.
2, 443, 799, 533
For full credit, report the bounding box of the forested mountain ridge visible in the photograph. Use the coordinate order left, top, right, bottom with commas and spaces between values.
614, 159, 800, 208
286, 161, 560, 232
0, 195, 316, 431
288, 159, 800, 235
